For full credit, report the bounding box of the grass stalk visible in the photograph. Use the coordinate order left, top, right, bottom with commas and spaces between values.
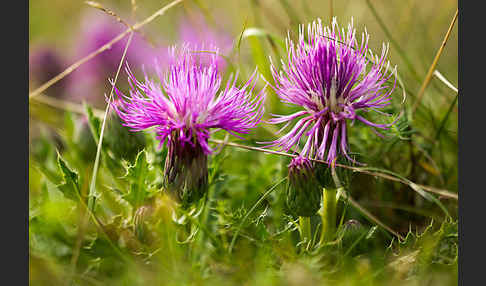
412, 9, 458, 114
299, 216, 312, 248
86, 32, 134, 213
365, 0, 421, 83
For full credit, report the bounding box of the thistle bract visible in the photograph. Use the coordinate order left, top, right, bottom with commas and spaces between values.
266, 18, 397, 164
314, 156, 353, 189
111, 45, 266, 206
164, 130, 208, 206
286, 156, 321, 217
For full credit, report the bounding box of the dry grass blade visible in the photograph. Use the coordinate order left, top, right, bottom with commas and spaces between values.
329, 0, 333, 22
67, 34, 136, 284
344, 193, 405, 241
28, 0, 185, 99
86, 32, 134, 213
131, 0, 138, 15
85, 1, 132, 28
30, 95, 104, 117
351, 168, 456, 200
85, 1, 156, 48
411, 9, 458, 114
208, 139, 457, 200
433, 70, 458, 94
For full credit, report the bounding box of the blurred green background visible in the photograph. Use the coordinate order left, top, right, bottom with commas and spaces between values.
29, 0, 458, 285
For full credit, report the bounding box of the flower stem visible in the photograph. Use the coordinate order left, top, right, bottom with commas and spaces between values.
320, 187, 337, 244
299, 216, 312, 247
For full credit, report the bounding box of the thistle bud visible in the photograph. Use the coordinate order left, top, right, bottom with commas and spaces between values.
342, 219, 364, 242
164, 132, 208, 208
286, 156, 322, 217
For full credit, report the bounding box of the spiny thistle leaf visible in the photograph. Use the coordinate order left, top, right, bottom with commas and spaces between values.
386, 220, 435, 255
122, 150, 158, 209
386, 218, 458, 273
423, 218, 458, 266
56, 153, 80, 201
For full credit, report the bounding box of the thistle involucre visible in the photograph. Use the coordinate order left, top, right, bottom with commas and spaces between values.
112, 45, 266, 206
286, 156, 321, 217
266, 18, 397, 164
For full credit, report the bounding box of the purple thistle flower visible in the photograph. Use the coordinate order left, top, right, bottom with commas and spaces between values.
265, 18, 397, 165
111, 44, 266, 205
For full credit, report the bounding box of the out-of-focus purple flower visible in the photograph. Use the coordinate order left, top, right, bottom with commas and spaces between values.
29, 46, 69, 98
68, 12, 160, 104
111, 44, 266, 205
177, 15, 233, 70
265, 18, 397, 165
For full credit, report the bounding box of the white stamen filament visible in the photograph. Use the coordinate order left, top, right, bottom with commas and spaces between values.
329, 77, 339, 113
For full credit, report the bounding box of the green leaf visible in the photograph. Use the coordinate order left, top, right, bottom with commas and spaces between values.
84, 103, 102, 145
122, 150, 156, 209
56, 153, 81, 201
246, 34, 271, 82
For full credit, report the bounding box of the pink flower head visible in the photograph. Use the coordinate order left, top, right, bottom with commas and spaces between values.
265, 18, 397, 165
111, 44, 266, 155
111, 44, 266, 205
